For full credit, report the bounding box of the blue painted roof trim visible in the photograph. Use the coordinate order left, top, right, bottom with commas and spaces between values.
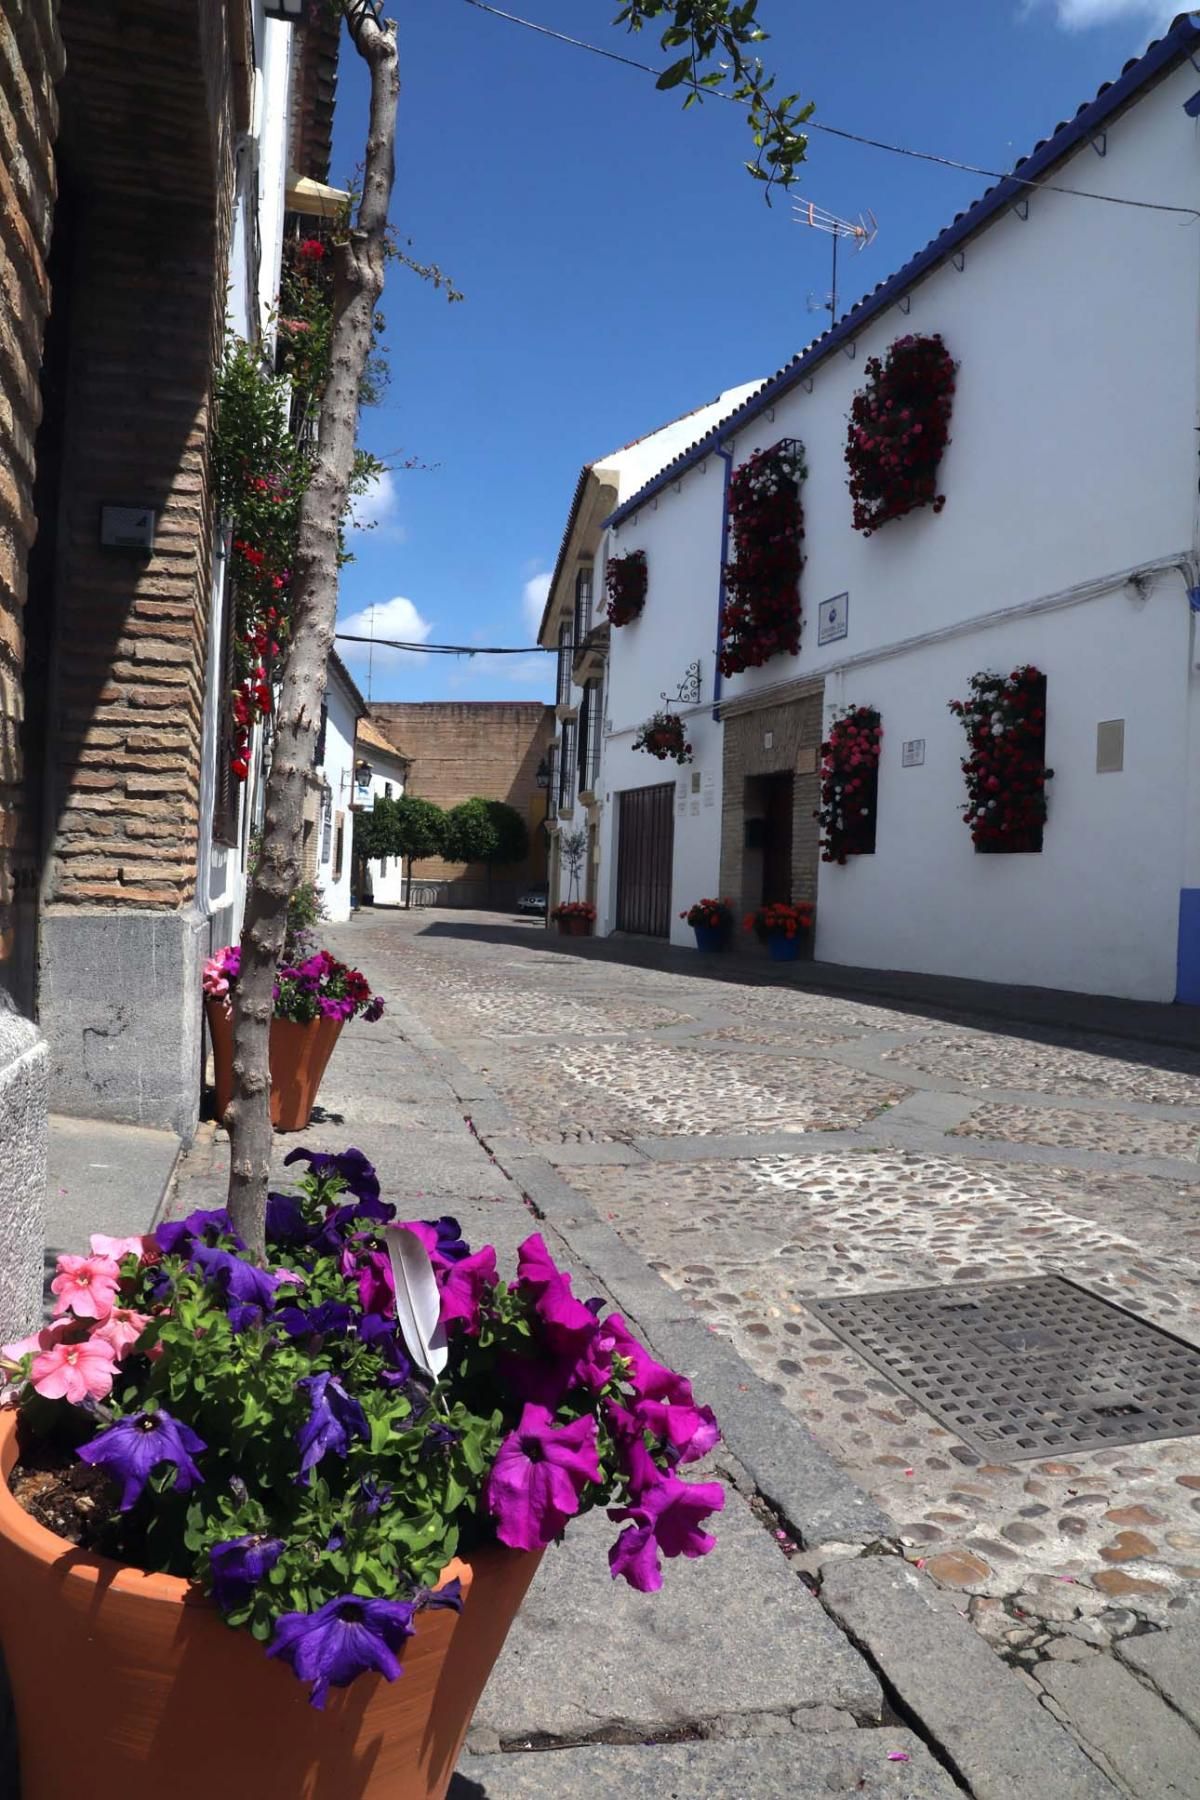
604, 13, 1200, 532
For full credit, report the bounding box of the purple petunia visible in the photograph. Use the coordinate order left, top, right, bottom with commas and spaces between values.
190, 1245, 288, 1313
296, 1372, 369, 1480
267, 1594, 417, 1709
78, 1409, 206, 1511
485, 1403, 601, 1552
607, 1472, 725, 1593
274, 1300, 355, 1341
209, 1533, 285, 1610
358, 1313, 412, 1387
284, 1147, 382, 1208
265, 1191, 317, 1248
156, 1206, 244, 1257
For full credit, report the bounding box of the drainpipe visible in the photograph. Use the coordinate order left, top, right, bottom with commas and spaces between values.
712, 441, 734, 720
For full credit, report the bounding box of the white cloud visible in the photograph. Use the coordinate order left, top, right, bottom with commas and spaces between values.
522, 571, 552, 636
348, 468, 405, 538
1035, 0, 1170, 27
447, 653, 554, 695
336, 595, 433, 668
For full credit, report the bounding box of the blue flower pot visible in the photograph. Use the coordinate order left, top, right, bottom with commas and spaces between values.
693, 924, 727, 953
767, 934, 802, 962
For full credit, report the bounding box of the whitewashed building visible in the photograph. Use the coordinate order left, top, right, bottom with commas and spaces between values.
354, 718, 412, 908
596, 17, 1200, 1004
539, 385, 762, 917
312, 652, 367, 923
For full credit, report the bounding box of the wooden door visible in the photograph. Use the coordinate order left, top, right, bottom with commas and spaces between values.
761, 773, 794, 904
616, 783, 675, 937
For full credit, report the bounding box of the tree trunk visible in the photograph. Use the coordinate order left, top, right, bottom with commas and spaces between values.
225, 2, 399, 1255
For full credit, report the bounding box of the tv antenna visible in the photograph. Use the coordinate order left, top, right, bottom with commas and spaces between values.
794, 200, 877, 326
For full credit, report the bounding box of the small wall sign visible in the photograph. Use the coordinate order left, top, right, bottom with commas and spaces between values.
902, 738, 926, 767
818, 592, 849, 646
101, 505, 156, 550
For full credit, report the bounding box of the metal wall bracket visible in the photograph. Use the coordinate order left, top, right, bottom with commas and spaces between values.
841, 340, 856, 359
952, 250, 966, 272
801, 376, 814, 393
661, 660, 701, 707
896, 294, 911, 314
1090, 130, 1107, 156
1012, 197, 1030, 221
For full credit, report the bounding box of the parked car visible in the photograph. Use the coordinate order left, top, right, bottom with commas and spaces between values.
516, 884, 548, 917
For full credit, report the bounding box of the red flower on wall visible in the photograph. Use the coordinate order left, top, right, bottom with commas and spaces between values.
845, 334, 956, 535
605, 549, 647, 627
719, 440, 805, 677
632, 709, 692, 765
817, 705, 881, 864
949, 666, 1053, 853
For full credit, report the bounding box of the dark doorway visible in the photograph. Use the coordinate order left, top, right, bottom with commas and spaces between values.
760, 772, 794, 904
616, 783, 674, 937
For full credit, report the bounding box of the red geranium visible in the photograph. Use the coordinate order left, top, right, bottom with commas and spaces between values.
846, 334, 955, 535
719, 440, 805, 677
817, 705, 882, 864
605, 549, 647, 628
949, 666, 1053, 853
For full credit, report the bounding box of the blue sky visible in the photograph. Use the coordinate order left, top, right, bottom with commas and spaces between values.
330, 0, 1175, 703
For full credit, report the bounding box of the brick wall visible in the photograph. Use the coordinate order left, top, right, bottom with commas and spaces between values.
719, 679, 825, 921
33, 0, 238, 914
0, 0, 63, 985
370, 702, 555, 903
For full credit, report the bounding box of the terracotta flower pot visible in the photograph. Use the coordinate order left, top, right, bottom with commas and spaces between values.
0, 1411, 540, 1800
556, 916, 593, 938
206, 999, 345, 1132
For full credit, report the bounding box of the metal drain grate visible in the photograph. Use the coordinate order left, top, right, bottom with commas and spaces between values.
806, 1276, 1200, 1460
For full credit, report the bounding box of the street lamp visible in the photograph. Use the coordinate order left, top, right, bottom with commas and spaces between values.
355, 758, 373, 787
535, 756, 551, 790
263, 0, 305, 19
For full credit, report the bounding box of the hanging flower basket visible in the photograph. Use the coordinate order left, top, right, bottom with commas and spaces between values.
632, 710, 692, 765
817, 706, 882, 864
719, 439, 806, 677
605, 549, 647, 627
845, 334, 956, 535
949, 666, 1053, 853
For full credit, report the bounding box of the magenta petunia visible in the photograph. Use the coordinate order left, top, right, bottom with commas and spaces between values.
608, 1473, 725, 1593
515, 1234, 599, 1359
438, 1245, 497, 1334
485, 1404, 601, 1552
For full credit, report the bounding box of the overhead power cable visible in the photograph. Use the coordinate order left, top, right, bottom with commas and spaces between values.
336, 631, 558, 655
459, 0, 1200, 220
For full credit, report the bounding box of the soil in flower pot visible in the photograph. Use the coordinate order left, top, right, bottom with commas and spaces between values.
206, 999, 344, 1131
0, 1411, 540, 1800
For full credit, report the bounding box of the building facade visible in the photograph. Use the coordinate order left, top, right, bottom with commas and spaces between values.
595, 18, 1200, 1004
539, 386, 762, 923
311, 651, 366, 925
354, 717, 411, 909
370, 702, 555, 909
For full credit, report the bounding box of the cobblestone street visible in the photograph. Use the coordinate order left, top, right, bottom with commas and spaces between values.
352, 910, 1200, 1682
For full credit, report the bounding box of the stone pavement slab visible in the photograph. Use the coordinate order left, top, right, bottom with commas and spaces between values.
1036, 1653, 1200, 1798
468, 1499, 881, 1749
1116, 1614, 1200, 1732
45, 1113, 179, 1255
451, 1731, 959, 1797
820, 1555, 1120, 1799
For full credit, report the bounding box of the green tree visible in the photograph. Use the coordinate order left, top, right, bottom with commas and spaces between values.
445, 798, 529, 904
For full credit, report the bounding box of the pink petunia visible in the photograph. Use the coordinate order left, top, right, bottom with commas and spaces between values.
90, 1233, 155, 1263
1, 1319, 79, 1367
50, 1253, 121, 1321
91, 1308, 152, 1362
31, 1337, 116, 1404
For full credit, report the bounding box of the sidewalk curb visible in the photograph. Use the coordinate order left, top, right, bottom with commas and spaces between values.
430, 1038, 895, 1551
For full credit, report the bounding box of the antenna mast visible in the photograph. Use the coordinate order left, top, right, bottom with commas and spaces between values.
793, 201, 877, 325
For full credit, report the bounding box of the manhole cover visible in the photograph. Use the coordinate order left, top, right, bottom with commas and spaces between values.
806, 1276, 1200, 1460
